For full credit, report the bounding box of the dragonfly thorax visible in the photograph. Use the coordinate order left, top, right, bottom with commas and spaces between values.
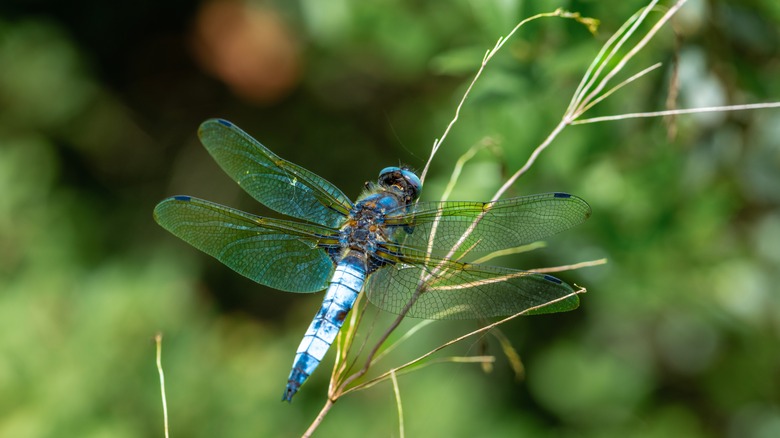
340, 195, 394, 253
342, 183, 416, 258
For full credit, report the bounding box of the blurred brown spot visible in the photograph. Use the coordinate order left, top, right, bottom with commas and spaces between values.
192, 0, 302, 104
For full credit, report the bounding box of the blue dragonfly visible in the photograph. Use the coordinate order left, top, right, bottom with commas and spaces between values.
154, 119, 591, 402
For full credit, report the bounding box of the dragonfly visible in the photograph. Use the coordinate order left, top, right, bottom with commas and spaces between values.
154, 119, 591, 402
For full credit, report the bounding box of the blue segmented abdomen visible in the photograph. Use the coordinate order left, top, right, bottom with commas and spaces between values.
283, 257, 366, 402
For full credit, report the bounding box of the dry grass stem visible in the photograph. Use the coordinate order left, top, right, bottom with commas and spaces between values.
529, 258, 609, 274
391, 370, 405, 438
154, 333, 170, 438
573, 102, 780, 124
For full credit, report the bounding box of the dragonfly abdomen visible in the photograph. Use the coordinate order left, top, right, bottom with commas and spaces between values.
283, 252, 366, 402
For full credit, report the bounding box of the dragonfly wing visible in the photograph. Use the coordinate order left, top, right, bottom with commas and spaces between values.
364, 257, 579, 320
198, 119, 353, 228
384, 193, 590, 257
154, 195, 339, 292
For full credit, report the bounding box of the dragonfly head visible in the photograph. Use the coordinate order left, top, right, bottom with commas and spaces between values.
378, 167, 421, 203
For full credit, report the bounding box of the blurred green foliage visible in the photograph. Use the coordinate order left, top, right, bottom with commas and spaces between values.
1, 0, 779, 436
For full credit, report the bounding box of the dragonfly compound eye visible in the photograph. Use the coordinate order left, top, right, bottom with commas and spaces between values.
400, 168, 421, 201
378, 166, 422, 202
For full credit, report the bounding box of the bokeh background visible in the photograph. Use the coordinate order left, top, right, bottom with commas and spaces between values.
1, 0, 779, 436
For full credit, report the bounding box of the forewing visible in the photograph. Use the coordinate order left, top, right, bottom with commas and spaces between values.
198, 119, 353, 227
364, 258, 579, 320
154, 195, 338, 292
383, 193, 590, 257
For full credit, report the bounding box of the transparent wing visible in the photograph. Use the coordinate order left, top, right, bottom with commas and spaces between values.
198, 119, 353, 228
154, 195, 339, 292
383, 192, 591, 257
364, 256, 579, 320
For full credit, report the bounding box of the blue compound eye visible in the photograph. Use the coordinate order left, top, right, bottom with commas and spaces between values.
378, 167, 400, 180
400, 169, 421, 200
378, 167, 422, 201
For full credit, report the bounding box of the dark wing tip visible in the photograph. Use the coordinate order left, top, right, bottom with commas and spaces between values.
198, 118, 233, 137
153, 195, 192, 225
554, 192, 592, 221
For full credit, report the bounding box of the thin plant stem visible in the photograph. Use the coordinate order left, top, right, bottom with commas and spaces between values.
573, 102, 780, 124
490, 329, 525, 381
471, 242, 547, 265
529, 258, 608, 274
154, 333, 170, 438
391, 370, 405, 438
302, 398, 335, 438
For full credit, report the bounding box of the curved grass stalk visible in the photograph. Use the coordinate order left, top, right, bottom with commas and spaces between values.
489, 328, 524, 381
573, 102, 780, 124
391, 370, 405, 438
154, 333, 170, 438
528, 258, 608, 274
